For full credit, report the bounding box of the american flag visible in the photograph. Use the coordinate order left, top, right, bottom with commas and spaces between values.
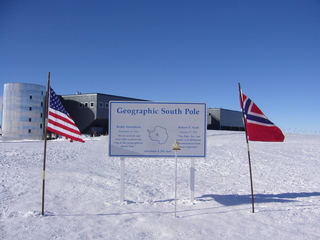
241, 93, 284, 142
47, 87, 84, 143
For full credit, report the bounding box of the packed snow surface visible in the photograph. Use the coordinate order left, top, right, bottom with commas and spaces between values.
1, 131, 320, 239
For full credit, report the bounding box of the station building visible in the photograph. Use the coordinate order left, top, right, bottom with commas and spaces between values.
1, 83, 244, 140
207, 108, 244, 131
2, 83, 46, 141
60, 93, 146, 135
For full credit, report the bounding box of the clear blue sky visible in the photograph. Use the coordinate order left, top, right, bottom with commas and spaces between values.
1, 0, 319, 134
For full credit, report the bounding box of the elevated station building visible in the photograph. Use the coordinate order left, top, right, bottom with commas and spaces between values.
2, 83, 46, 140
61, 93, 146, 135
207, 108, 244, 131
1, 82, 244, 140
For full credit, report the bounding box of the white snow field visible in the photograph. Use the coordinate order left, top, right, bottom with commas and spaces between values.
1, 131, 320, 239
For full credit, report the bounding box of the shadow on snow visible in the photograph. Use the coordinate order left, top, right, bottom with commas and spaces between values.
43, 192, 320, 217
196, 192, 320, 206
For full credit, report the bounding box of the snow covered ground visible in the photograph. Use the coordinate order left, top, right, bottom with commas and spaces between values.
1, 131, 320, 239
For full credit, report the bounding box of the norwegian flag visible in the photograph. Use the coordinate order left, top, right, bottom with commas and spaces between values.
47, 87, 84, 143
240, 93, 285, 142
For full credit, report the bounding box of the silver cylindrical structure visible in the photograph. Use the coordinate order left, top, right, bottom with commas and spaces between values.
2, 83, 46, 140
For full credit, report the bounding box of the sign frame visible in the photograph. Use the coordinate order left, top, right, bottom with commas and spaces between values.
108, 101, 207, 158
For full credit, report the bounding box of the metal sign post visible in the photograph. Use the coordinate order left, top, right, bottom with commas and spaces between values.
190, 158, 195, 203
120, 157, 125, 202
172, 141, 181, 218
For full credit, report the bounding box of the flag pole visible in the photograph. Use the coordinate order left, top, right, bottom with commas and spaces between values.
42, 72, 50, 215
238, 83, 255, 213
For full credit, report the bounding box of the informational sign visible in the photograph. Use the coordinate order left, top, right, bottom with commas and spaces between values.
109, 101, 206, 157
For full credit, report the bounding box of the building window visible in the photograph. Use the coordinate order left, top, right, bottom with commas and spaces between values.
28, 129, 31, 133
99, 102, 103, 108
105, 103, 109, 108
29, 118, 32, 122
41, 102, 43, 107
40, 113, 43, 118
90, 102, 94, 108
30, 95, 32, 99
78, 102, 83, 108
40, 123, 43, 129
29, 107, 32, 111
84, 102, 88, 108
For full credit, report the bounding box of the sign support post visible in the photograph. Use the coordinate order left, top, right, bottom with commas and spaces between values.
172, 141, 181, 218
120, 157, 125, 203
190, 158, 195, 203
108, 101, 207, 211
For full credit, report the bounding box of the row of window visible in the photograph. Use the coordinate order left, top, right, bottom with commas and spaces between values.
26, 118, 43, 127
29, 106, 44, 112
78, 102, 109, 108
29, 94, 45, 102
27, 123, 43, 134
28, 107, 44, 118
27, 117, 43, 121
29, 91, 45, 99
28, 103, 44, 111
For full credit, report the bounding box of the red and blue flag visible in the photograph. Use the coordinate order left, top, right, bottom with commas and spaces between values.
240, 93, 285, 142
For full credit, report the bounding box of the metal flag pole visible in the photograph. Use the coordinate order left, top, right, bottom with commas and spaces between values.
238, 83, 255, 213
42, 72, 50, 215
172, 140, 181, 218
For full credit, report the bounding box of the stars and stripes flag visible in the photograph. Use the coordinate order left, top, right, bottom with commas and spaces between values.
240, 92, 285, 142
47, 87, 84, 143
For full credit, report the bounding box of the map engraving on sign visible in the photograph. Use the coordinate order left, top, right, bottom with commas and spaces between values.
148, 126, 168, 144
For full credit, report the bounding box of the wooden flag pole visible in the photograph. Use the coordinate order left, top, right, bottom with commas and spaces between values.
42, 72, 50, 215
238, 83, 255, 213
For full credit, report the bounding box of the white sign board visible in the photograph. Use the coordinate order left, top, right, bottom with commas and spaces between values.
109, 101, 206, 157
